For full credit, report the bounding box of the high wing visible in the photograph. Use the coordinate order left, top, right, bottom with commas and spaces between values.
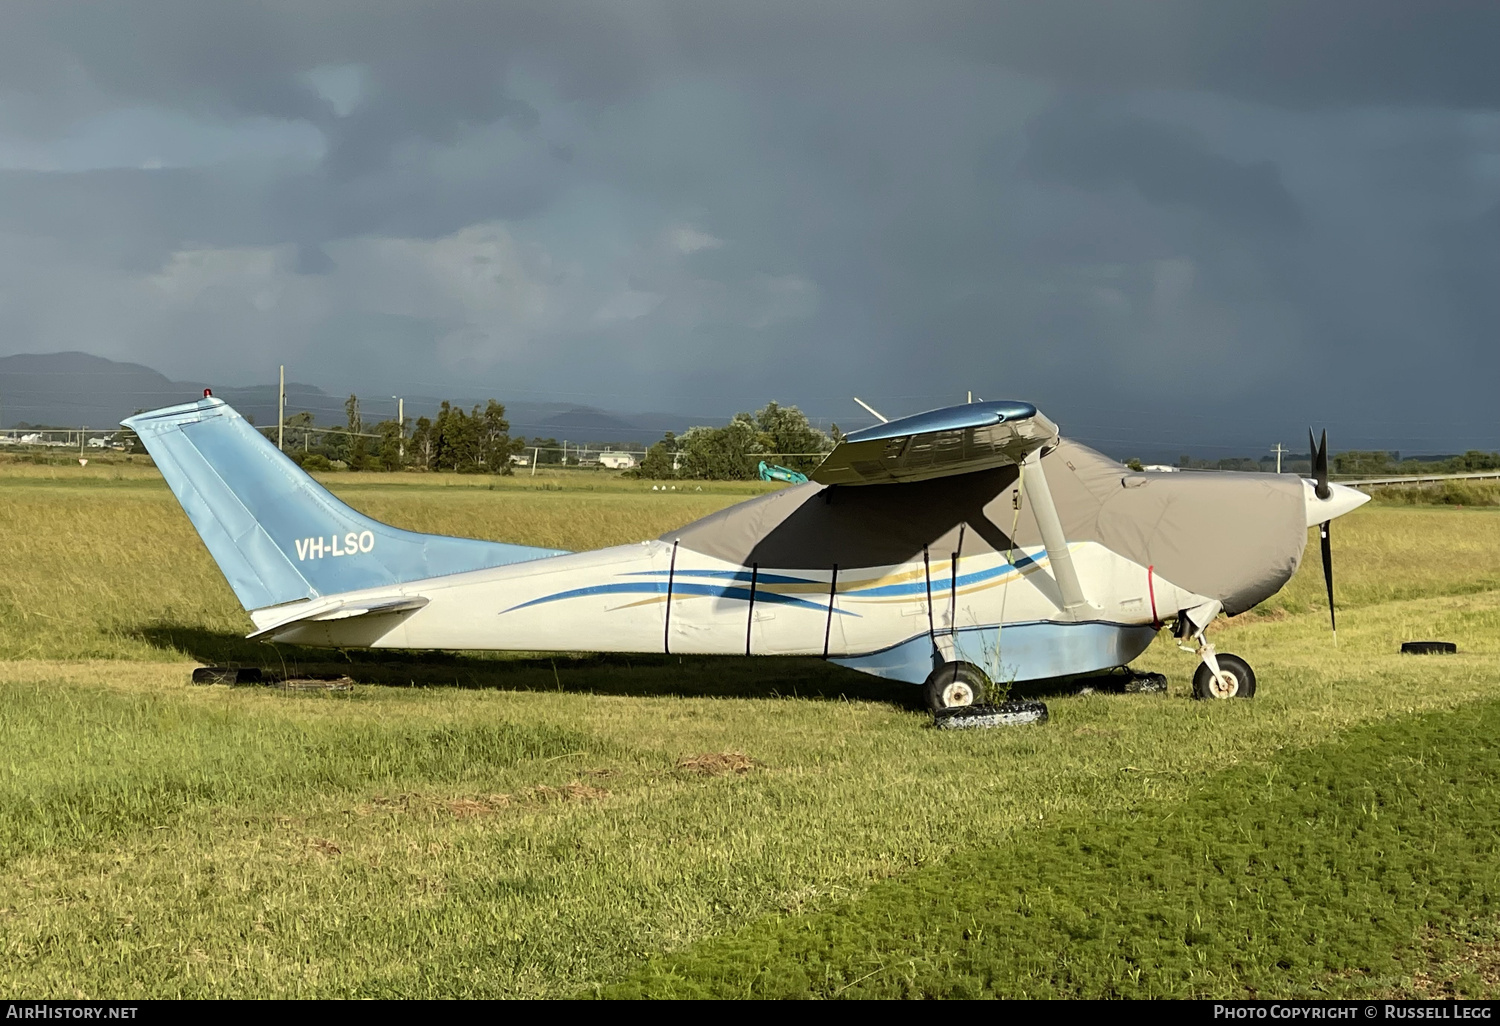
811, 400, 1058, 486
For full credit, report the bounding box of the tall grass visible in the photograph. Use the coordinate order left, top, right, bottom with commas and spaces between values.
1259, 505, 1500, 615
1370, 479, 1500, 507
0, 681, 598, 859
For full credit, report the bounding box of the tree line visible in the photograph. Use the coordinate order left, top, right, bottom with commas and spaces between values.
1331, 450, 1500, 477
636, 402, 835, 480
261, 396, 835, 479
269, 396, 524, 474
1149, 450, 1500, 477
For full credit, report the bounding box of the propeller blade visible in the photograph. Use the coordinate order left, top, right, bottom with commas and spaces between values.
1320, 519, 1336, 641
1310, 428, 1337, 639
1308, 428, 1331, 499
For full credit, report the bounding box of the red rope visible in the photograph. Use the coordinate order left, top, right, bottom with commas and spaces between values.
1148, 564, 1161, 628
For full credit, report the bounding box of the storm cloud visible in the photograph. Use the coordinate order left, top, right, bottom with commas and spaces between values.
0, 1, 1495, 453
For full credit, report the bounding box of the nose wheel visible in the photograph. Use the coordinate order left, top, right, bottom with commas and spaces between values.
1191, 652, 1256, 700
1175, 601, 1257, 700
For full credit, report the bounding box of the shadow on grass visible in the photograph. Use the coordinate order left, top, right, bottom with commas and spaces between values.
133, 625, 926, 708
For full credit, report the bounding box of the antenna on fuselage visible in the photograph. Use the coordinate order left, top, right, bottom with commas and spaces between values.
852, 397, 888, 423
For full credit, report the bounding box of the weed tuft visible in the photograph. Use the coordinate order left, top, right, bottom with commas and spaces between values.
675, 752, 759, 776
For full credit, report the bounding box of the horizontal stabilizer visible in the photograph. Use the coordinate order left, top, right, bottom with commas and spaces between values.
248, 595, 429, 639
812, 400, 1057, 486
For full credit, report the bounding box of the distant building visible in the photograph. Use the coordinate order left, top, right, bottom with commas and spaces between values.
1141, 464, 1181, 473
509, 453, 530, 467
598, 452, 639, 470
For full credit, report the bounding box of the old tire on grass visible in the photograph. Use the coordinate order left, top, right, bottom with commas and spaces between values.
923, 661, 991, 714
1400, 641, 1456, 655
190, 666, 265, 685
933, 700, 1049, 730
1192, 653, 1256, 700
1123, 671, 1169, 694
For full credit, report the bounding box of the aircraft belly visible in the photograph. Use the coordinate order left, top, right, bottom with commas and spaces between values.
836, 622, 1160, 685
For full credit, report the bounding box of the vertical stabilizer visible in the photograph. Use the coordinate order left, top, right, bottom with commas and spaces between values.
125, 397, 565, 610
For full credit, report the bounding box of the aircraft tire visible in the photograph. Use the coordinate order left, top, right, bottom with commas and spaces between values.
1191, 653, 1256, 700
923, 661, 991, 714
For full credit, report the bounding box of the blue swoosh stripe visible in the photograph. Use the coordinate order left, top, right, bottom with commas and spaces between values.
502, 581, 859, 616
849, 554, 1043, 599
626, 556, 1043, 598
623, 569, 820, 586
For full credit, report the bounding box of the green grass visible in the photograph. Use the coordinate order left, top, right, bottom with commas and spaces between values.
2, 463, 1499, 998
601, 698, 1500, 998
0, 681, 598, 860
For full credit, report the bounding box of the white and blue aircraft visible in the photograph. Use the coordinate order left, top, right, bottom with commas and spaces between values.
125, 395, 1367, 710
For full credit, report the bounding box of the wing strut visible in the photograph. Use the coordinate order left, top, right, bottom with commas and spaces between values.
1021, 450, 1090, 618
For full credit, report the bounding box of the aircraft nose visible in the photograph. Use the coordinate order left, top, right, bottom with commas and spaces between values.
1303, 479, 1371, 527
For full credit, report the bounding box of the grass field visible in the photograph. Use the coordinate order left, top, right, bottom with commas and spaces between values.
2, 461, 1498, 998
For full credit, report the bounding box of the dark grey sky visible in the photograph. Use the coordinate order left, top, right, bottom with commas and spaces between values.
0, 1, 1496, 454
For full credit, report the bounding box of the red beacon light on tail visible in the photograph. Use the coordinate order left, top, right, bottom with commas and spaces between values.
203, 389, 213, 398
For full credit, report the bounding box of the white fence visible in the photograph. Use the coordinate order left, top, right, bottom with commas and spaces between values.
0, 428, 118, 451
1341, 471, 1500, 486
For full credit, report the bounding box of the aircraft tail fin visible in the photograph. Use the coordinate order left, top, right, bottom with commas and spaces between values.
124, 396, 565, 611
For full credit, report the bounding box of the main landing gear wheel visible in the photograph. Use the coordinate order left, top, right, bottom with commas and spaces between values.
1192, 653, 1256, 700
923, 661, 991, 714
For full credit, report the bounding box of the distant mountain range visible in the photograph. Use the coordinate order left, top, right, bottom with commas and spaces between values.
0, 352, 690, 444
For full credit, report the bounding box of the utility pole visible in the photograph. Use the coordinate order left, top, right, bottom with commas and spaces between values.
393, 396, 404, 461
277, 364, 285, 452
1271, 443, 1286, 474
